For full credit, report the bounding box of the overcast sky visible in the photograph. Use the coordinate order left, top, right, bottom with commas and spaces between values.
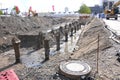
0, 0, 102, 12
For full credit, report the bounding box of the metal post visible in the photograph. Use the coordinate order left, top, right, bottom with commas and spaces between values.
77, 23, 79, 30
12, 38, 21, 63
76, 22, 79, 30
74, 23, 76, 33
65, 29, 68, 42
37, 32, 43, 49
70, 27, 73, 37
96, 34, 99, 74
59, 27, 64, 35
44, 38, 50, 60
65, 24, 67, 29
56, 32, 60, 51
79, 23, 81, 29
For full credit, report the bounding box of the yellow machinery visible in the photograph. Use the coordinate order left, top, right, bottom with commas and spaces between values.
28, 8, 38, 17
104, 0, 120, 20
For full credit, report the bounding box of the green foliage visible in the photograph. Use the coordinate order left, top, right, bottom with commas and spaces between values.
13, 6, 16, 10
0, 10, 3, 15
78, 4, 91, 14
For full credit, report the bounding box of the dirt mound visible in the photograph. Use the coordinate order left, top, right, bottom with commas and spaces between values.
0, 16, 67, 37
71, 18, 112, 59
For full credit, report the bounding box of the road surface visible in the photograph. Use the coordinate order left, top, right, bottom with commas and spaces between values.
103, 16, 120, 35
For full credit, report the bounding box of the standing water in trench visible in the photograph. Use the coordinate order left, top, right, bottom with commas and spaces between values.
50, 29, 81, 55
20, 29, 82, 68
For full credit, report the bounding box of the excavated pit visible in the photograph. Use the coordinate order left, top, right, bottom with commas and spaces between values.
20, 29, 82, 68
1, 16, 119, 80
0, 16, 73, 53
0, 16, 90, 54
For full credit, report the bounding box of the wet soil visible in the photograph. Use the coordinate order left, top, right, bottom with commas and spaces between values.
0, 17, 120, 80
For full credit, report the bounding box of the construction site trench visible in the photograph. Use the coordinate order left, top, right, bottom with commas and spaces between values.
0, 16, 120, 80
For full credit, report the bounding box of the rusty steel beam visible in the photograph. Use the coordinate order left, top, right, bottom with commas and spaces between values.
44, 38, 50, 61
12, 37, 21, 63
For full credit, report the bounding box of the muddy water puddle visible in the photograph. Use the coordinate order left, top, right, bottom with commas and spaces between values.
50, 30, 81, 55
21, 30, 81, 68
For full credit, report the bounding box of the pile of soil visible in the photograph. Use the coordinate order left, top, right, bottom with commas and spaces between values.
0, 16, 68, 37
70, 18, 120, 79
71, 17, 112, 58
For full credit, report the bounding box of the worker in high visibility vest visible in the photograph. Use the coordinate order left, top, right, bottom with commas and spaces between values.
11, 6, 20, 15
15, 6, 20, 14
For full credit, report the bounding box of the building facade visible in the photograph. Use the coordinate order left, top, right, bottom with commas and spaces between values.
90, 5, 103, 14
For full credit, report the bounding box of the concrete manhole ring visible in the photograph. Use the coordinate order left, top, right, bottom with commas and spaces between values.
59, 60, 91, 78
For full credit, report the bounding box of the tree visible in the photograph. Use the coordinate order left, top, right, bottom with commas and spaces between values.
78, 4, 91, 14
0, 10, 3, 15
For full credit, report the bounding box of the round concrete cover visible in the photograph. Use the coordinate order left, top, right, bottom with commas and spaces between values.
59, 60, 91, 78
66, 63, 85, 72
